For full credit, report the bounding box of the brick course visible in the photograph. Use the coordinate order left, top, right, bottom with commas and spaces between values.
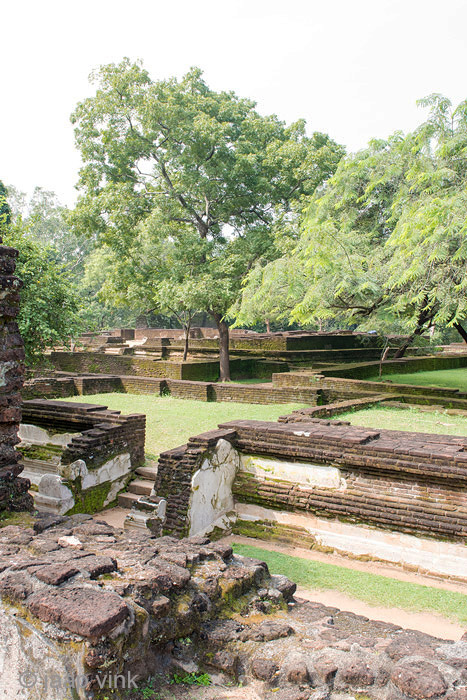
154, 419, 467, 542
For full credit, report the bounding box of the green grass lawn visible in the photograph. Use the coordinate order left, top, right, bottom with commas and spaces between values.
229, 378, 272, 385
233, 543, 467, 625
338, 405, 467, 436
61, 393, 306, 458
369, 368, 467, 392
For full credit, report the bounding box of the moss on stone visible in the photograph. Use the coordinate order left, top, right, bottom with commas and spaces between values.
66, 480, 113, 515
0, 511, 36, 528
17, 443, 61, 461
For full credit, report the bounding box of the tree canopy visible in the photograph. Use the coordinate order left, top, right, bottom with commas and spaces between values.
70, 59, 344, 378
236, 94, 467, 351
2, 186, 82, 364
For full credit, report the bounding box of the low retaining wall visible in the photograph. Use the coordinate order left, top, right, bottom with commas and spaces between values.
49, 352, 288, 382
153, 419, 467, 578
19, 399, 145, 514
317, 353, 467, 380
23, 374, 323, 406
273, 364, 467, 409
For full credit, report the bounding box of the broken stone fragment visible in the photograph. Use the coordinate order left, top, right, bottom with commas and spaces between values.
0, 572, 34, 600
77, 555, 117, 579
251, 657, 279, 681
390, 659, 448, 699
239, 620, 295, 642
151, 595, 171, 616
27, 587, 130, 637
34, 562, 79, 585
209, 650, 239, 675
145, 557, 191, 592
58, 535, 83, 549
270, 573, 297, 601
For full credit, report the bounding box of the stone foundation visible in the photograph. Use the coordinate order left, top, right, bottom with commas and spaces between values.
152, 419, 467, 578
18, 399, 145, 514
1, 517, 467, 699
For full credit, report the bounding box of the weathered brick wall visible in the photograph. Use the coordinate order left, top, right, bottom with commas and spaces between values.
209, 383, 321, 405
273, 370, 467, 409
317, 354, 467, 380
50, 351, 184, 379
0, 245, 33, 513
23, 373, 322, 405
155, 428, 236, 536
155, 419, 467, 543
22, 399, 145, 470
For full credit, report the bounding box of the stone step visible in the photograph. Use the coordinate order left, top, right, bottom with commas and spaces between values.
127, 479, 154, 496
135, 465, 158, 481
117, 492, 142, 508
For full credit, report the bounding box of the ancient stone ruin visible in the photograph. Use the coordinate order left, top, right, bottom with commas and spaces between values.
2, 517, 467, 700
0, 243, 32, 514
19, 398, 145, 514
1, 243, 467, 699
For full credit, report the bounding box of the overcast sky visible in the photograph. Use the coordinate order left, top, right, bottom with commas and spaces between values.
2, 0, 466, 206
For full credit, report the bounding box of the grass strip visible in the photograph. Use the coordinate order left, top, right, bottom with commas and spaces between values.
233, 543, 467, 625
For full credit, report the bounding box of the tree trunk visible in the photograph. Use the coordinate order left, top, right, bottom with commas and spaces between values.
265, 318, 271, 333
393, 303, 433, 359
393, 336, 414, 359
212, 313, 230, 381
454, 322, 467, 344
183, 322, 191, 361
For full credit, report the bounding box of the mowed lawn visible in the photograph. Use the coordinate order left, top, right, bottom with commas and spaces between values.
369, 368, 467, 392
233, 544, 467, 625
61, 393, 306, 458
338, 405, 467, 436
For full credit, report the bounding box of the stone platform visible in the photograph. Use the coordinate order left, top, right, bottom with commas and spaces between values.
1, 517, 467, 699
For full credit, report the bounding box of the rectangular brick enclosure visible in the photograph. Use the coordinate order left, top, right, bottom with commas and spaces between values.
153, 418, 467, 577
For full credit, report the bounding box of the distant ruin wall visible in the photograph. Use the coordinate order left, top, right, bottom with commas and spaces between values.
0, 245, 33, 513
23, 373, 322, 406
48, 352, 285, 382
316, 353, 467, 380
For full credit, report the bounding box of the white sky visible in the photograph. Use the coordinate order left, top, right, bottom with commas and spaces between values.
2, 0, 466, 206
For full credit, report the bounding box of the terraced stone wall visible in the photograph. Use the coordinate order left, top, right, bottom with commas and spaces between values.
19, 399, 145, 514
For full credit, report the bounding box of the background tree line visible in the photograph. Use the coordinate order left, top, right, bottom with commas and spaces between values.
1, 61, 466, 372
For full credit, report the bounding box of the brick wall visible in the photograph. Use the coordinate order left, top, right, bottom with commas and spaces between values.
0, 245, 33, 513
50, 352, 184, 379
154, 419, 467, 542
23, 373, 322, 406
22, 399, 146, 471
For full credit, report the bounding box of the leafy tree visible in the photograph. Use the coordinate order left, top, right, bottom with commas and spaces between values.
70, 59, 344, 379
7, 185, 91, 275
255, 95, 467, 353
0, 181, 11, 238
2, 217, 82, 364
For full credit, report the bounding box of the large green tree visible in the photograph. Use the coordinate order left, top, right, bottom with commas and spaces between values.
2, 210, 82, 364
247, 95, 467, 353
70, 59, 344, 379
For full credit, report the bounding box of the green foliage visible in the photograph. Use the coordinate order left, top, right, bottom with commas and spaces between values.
243, 95, 467, 342
0, 180, 11, 237
170, 672, 211, 686
70, 59, 344, 375
2, 217, 82, 364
